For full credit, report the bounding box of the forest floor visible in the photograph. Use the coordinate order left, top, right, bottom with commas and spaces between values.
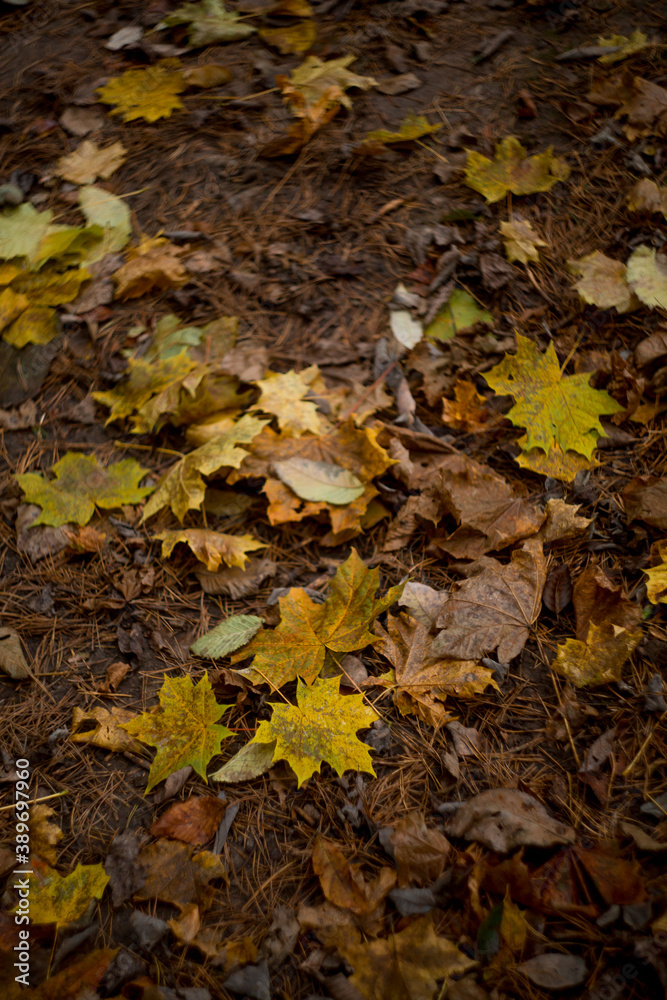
1, 1, 667, 999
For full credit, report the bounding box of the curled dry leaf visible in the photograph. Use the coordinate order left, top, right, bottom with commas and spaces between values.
156, 528, 265, 571
433, 540, 547, 663
572, 564, 642, 640
441, 379, 496, 432
134, 839, 226, 910
29, 805, 64, 865
445, 788, 575, 853
114, 235, 189, 300
500, 218, 546, 263
386, 812, 451, 887
70, 705, 144, 753
0, 627, 30, 679
312, 836, 396, 918
624, 475, 667, 529
196, 557, 276, 597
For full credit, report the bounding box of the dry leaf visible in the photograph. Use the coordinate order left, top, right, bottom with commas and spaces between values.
446, 788, 575, 852
134, 839, 226, 909
441, 379, 496, 432
70, 705, 144, 753
551, 621, 641, 688
387, 812, 451, 887
57, 140, 127, 185
464, 136, 570, 203
0, 627, 30, 679
500, 218, 546, 263
196, 557, 276, 597
19, 858, 109, 927
114, 235, 188, 299
150, 796, 226, 844
572, 564, 642, 640
156, 528, 265, 570
312, 836, 396, 919
29, 805, 64, 865
97, 63, 186, 122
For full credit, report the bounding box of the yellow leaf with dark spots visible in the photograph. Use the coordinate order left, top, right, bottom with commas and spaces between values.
156, 528, 265, 570
464, 136, 570, 203
551, 621, 641, 687
251, 675, 377, 786
16, 857, 108, 927
122, 674, 233, 793
644, 541, 667, 603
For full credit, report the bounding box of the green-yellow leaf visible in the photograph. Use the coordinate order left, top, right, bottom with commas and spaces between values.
551, 621, 641, 687
597, 29, 648, 64
425, 288, 493, 341
78, 185, 131, 262
156, 528, 265, 570
97, 64, 186, 123
464, 137, 570, 203
230, 548, 403, 688
122, 674, 233, 793
192, 614, 263, 658
0, 285, 29, 331
16, 453, 153, 527
250, 675, 377, 787
161, 0, 256, 46
210, 739, 276, 783
2, 305, 58, 347
142, 413, 267, 522
626, 245, 667, 310
362, 112, 441, 147
259, 20, 316, 54
0, 203, 53, 261
32, 223, 104, 268
644, 541, 667, 604
16, 857, 109, 927
483, 335, 623, 465
10, 265, 91, 305
274, 457, 365, 505
568, 250, 637, 313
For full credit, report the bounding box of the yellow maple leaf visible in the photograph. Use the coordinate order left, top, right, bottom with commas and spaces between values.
114, 235, 188, 300
441, 379, 496, 432
93, 352, 208, 434
374, 613, 498, 729
18, 858, 109, 927
250, 675, 377, 787
551, 621, 642, 687
57, 139, 127, 185
97, 63, 186, 123
29, 805, 64, 866
16, 453, 153, 527
2, 305, 58, 347
142, 413, 267, 522
230, 548, 403, 689
10, 265, 91, 305
122, 674, 233, 793
464, 136, 570, 203
644, 541, 667, 603
483, 335, 623, 475
252, 367, 323, 436
156, 528, 265, 570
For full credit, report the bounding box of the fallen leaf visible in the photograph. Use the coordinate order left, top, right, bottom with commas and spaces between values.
2, 306, 59, 348
588, 71, 667, 138
464, 136, 570, 203
425, 288, 493, 341
252, 367, 322, 435
390, 309, 423, 350
29, 805, 63, 865
624, 476, 667, 529
626, 244, 667, 309
156, 528, 265, 570
210, 739, 277, 783
78, 185, 132, 261
376, 72, 422, 96
122, 674, 233, 793
249, 675, 377, 786
7, 949, 117, 999
627, 178, 667, 218
70, 705, 144, 753
17, 857, 109, 927
114, 234, 188, 299
134, 839, 226, 909
182, 63, 233, 88
191, 614, 263, 658
500, 218, 546, 263
398, 581, 446, 628
572, 564, 642, 640
483, 335, 623, 473
196, 556, 276, 597
142, 414, 267, 521
374, 613, 497, 729
96, 63, 186, 122
518, 954, 587, 991
259, 19, 316, 54
161, 0, 256, 46
446, 788, 575, 852
537, 498, 591, 544
0, 627, 29, 679
551, 621, 641, 687
269, 55, 376, 154
597, 29, 648, 64
644, 541, 667, 603
150, 796, 226, 844
432, 540, 546, 662
387, 812, 451, 886
98, 660, 131, 693
441, 379, 496, 432
298, 900, 362, 949
230, 548, 402, 688
60, 106, 104, 135
57, 140, 127, 185
273, 457, 365, 505
0, 203, 53, 262
106, 24, 143, 49
433, 453, 545, 558
340, 915, 475, 1000
16, 453, 152, 527
543, 563, 573, 613
358, 113, 441, 153
312, 836, 396, 918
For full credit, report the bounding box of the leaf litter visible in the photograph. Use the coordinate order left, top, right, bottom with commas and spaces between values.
1, 3, 667, 999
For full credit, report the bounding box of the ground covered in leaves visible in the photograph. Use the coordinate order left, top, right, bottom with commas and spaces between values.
1, 0, 667, 998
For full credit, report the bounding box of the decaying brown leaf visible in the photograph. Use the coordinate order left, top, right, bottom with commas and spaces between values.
433, 540, 547, 662
385, 812, 451, 887
150, 795, 226, 844
572, 564, 642, 640
134, 839, 226, 910
446, 788, 575, 852
312, 836, 396, 927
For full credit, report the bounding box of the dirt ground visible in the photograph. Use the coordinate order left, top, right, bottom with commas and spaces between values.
1, 0, 667, 998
